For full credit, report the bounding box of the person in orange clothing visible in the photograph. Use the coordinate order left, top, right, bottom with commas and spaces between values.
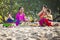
38, 5, 47, 19
38, 5, 53, 26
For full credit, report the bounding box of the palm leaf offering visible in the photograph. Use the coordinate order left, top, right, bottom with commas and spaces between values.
3, 23, 13, 27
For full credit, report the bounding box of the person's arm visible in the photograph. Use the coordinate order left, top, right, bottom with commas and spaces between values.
50, 15, 53, 20
37, 10, 43, 16
24, 16, 29, 22
10, 17, 14, 20
16, 13, 19, 20
9, 14, 14, 20
47, 15, 53, 20
25, 16, 27, 19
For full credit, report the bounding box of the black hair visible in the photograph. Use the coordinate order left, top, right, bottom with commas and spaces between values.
47, 9, 50, 12
43, 5, 47, 8
47, 9, 51, 14
19, 7, 23, 10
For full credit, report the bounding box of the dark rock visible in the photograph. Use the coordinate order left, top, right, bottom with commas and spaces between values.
23, 38, 28, 40
1, 34, 7, 37
0, 38, 3, 40
31, 32, 38, 35
51, 36, 60, 40
7, 38, 12, 40
45, 33, 52, 38
36, 38, 40, 40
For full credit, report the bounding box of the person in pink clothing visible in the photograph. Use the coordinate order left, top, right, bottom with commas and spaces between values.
16, 7, 27, 26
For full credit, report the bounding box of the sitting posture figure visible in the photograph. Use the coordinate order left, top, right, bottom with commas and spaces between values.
6, 13, 14, 23
43, 9, 53, 26
16, 7, 27, 26
38, 5, 53, 26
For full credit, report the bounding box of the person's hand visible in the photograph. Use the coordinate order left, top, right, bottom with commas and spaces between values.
37, 10, 43, 16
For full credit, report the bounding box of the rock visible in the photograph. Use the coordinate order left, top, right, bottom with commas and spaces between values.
0, 27, 60, 40
6, 38, 12, 40
51, 36, 60, 40
0, 24, 3, 27
16, 37, 22, 40
0, 37, 3, 40
28, 38, 36, 40
1, 34, 7, 37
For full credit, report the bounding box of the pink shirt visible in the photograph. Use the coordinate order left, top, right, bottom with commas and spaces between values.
16, 12, 25, 21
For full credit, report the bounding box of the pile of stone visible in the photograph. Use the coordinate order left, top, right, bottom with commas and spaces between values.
0, 27, 60, 40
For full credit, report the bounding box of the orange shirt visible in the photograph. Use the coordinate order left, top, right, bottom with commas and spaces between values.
39, 11, 46, 19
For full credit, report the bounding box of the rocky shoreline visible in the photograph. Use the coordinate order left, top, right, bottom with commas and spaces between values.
0, 26, 60, 40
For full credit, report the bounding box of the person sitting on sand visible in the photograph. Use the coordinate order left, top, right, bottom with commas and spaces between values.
44, 9, 53, 26
15, 7, 27, 26
38, 5, 53, 26
6, 13, 14, 23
